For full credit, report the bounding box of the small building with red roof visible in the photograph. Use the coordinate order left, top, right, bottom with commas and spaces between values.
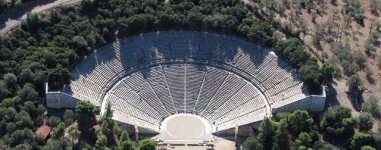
35, 125, 52, 140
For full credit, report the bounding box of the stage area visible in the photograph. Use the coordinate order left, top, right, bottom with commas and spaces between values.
159, 114, 212, 140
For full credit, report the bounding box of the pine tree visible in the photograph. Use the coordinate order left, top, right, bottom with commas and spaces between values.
258, 118, 276, 150
273, 119, 291, 150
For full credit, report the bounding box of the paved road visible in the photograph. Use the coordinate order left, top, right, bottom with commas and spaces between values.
0, 0, 80, 35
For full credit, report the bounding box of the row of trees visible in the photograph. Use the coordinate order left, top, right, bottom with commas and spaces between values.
243, 107, 381, 150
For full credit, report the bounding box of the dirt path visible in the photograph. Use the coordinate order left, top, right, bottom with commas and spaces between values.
0, 0, 81, 35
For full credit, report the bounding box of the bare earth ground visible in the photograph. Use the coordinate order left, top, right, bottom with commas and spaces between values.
214, 138, 236, 150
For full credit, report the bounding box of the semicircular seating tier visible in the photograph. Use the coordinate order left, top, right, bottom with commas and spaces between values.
62, 31, 309, 132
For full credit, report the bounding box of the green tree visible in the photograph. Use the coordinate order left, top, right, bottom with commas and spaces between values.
72, 36, 90, 57
100, 102, 117, 145
350, 132, 374, 150
14, 111, 34, 129
81, 0, 94, 10
75, 101, 97, 133
243, 136, 263, 150
25, 12, 41, 30
258, 118, 276, 150
48, 116, 61, 127
238, 17, 273, 45
48, 65, 71, 90
299, 62, 321, 83
20, 69, 34, 84
120, 130, 129, 142
17, 83, 38, 102
347, 75, 362, 90
138, 139, 156, 150
273, 119, 290, 150
95, 133, 108, 149
37, 104, 46, 117
287, 110, 314, 136
0, 81, 10, 99
119, 130, 133, 150
21, 101, 38, 119
7, 129, 34, 147
358, 113, 374, 132
119, 140, 134, 150
295, 132, 312, 149
320, 63, 337, 84
320, 107, 357, 139
1, 98, 15, 108
69, 127, 80, 146
43, 138, 70, 150
52, 122, 66, 139
3, 73, 17, 93
64, 109, 74, 126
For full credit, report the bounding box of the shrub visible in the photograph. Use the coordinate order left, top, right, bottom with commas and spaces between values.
342, 60, 359, 75
362, 95, 381, 119
370, 0, 379, 15
365, 67, 373, 79
346, 74, 362, 90
353, 50, 366, 67
358, 113, 374, 132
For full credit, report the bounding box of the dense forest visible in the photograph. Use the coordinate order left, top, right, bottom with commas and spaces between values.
0, 0, 378, 149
